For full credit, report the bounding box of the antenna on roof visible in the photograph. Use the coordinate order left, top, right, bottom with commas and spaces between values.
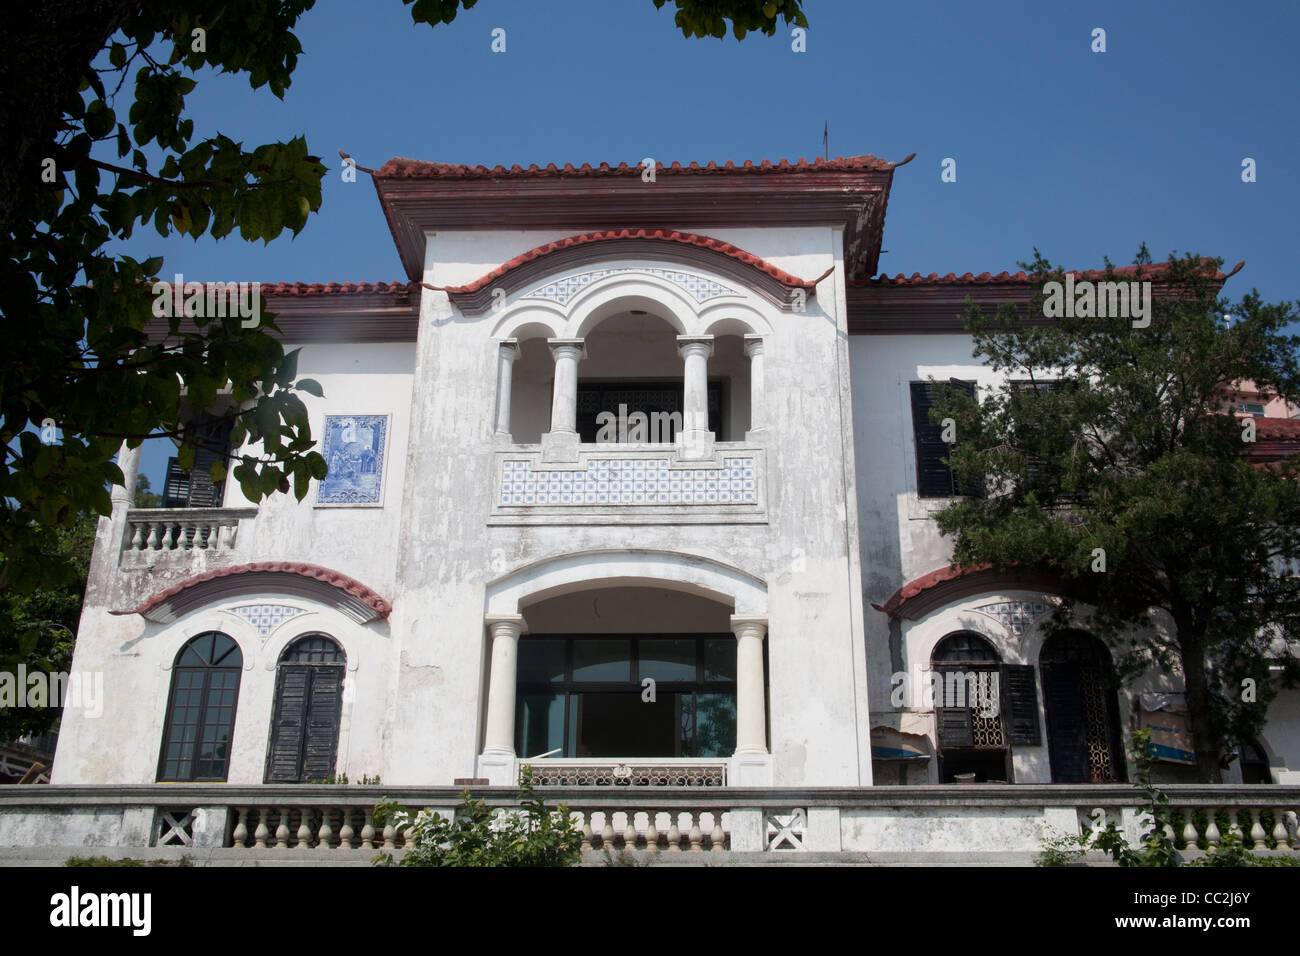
823, 121, 828, 160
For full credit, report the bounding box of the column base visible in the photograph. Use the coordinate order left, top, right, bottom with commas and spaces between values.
541, 430, 581, 463
675, 430, 715, 461
730, 753, 773, 786
475, 752, 518, 787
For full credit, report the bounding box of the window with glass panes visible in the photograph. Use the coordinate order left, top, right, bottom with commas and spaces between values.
514, 635, 737, 759
157, 632, 242, 781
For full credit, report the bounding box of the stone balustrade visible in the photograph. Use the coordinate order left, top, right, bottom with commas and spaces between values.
123, 508, 257, 555
1, 784, 1296, 861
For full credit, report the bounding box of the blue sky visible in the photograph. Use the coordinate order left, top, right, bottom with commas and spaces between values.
114, 0, 1300, 489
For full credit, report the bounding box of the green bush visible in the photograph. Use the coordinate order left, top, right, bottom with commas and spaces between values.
372, 766, 581, 867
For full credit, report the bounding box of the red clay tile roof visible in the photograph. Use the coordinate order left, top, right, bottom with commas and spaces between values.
113, 561, 393, 619
150, 281, 416, 296
258, 281, 417, 296
872, 564, 993, 617
856, 260, 1240, 287
444, 229, 817, 294
375, 155, 906, 179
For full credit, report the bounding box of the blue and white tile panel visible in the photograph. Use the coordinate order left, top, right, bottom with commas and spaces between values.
974, 601, 1053, 639
229, 603, 308, 638
500, 458, 757, 505
523, 268, 736, 306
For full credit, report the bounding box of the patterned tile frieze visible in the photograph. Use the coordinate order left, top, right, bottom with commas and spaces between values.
974, 601, 1054, 638
229, 604, 308, 638
523, 268, 736, 306
500, 457, 756, 505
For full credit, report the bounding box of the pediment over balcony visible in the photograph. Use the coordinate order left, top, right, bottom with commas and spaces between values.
111, 561, 392, 624
444, 229, 821, 315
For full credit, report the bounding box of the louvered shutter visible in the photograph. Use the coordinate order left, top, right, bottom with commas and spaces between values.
186, 417, 232, 507
936, 704, 975, 748
162, 457, 190, 508
911, 381, 978, 498
301, 667, 344, 782
265, 666, 310, 782
1002, 664, 1042, 745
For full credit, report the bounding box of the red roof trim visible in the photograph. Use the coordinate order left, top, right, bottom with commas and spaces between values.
443, 229, 817, 294
112, 561, 393, 620
375, 154, 904, 180
855, 259, 1236, 287
151, 281, 417, 297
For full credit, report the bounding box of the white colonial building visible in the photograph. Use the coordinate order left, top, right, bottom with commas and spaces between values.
18, 154, 1299, 859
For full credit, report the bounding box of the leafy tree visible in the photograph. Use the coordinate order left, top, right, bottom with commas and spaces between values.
932, 248, 1300, 782
0, 510, 96, 740
1, 1, 803, 682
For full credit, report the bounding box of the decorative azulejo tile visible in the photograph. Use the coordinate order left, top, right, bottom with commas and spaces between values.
523, 268, 736, 306
974, 601, 1054, 638
229, 604, 308, 639
500, 458, 756, 505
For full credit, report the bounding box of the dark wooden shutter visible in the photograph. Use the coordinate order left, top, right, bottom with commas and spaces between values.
1002, 664, 1042, 745
162, 457, 190, 508
936, 705, 974, 748
301, 667, 343, 782
910, 381, 977, 498
186, 418, 233, 507
265, 666, 310, 783
1041, 663, 1090, 782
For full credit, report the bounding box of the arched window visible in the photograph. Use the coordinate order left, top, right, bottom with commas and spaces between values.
1040, 630, 1126, 783
265, 635, 347, 783
931, 632, 1009, 783
158, 632, 243, 782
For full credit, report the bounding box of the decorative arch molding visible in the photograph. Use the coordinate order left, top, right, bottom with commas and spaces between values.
113, 562, 393, 625
449, 229, 817, 315
873, 564, 1064, 621
485, 548, 767, 616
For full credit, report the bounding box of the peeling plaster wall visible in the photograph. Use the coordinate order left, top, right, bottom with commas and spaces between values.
387, 225, 873, 786
54, 343, 414, 784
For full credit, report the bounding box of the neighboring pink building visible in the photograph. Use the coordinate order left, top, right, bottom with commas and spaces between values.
1225, 380, 1300, 418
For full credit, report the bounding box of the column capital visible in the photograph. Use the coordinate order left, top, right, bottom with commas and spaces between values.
484, 613, 528, 636
676, 334, 715, 358
730, 615, 768, 640
547, 338, 587, 360
496, 337, 519, 358
743, 334, 765, 357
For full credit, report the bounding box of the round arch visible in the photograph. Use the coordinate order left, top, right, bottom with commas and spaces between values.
485, 548, 767, 617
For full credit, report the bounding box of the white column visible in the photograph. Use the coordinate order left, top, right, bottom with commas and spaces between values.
743, 334, 765, 436
112, 440, 143, 509
676, 335, 715, 458
546, 339, 585, 435
482, 614, 527, 756
730, 616, 768, 756
493, 339, 519, 438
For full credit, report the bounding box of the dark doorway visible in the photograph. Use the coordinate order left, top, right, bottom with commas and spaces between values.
1040, 631, 1126, 783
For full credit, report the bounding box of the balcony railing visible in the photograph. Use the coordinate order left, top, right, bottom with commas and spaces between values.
1, 784, 1296, 861
489, 443, 767, 525
122, 507, 257, 555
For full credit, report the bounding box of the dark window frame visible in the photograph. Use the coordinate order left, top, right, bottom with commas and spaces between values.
574, 379, 726, 443
514, 634, 737, 758
910, 380, 980, 499
157, 632, 243, 782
